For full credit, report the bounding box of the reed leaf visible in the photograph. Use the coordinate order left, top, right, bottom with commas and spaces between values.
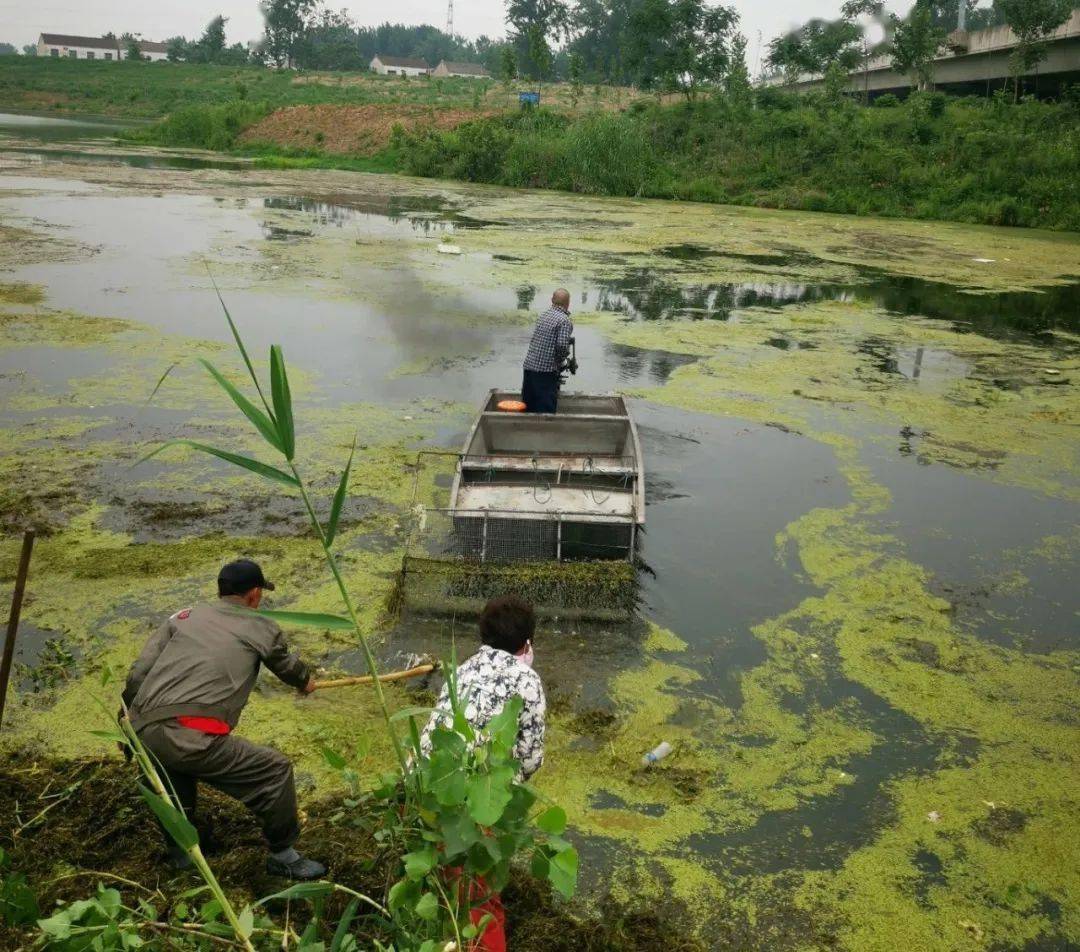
325, 434, 356, 548
206, 265, 273, 415
136, 440, 299, 487
147, 362, 180, 404
197, 358, 285, 454
269, 344, 295, 460
241, 608, 355, 630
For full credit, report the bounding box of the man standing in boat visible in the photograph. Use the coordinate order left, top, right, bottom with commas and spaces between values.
522, 288, 574, 413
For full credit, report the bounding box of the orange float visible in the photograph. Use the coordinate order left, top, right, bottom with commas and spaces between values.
496, 399, 527, 413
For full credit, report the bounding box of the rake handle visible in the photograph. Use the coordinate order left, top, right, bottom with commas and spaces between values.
314, 663, 436, 690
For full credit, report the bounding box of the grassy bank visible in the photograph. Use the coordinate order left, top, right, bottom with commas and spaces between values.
393, 94, 1080, 230
0, 57, 634, 120
129, 89, 1080, 231
4, 57, 1079, 230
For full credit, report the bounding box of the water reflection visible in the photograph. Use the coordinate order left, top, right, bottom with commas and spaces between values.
591, 267, 1080, 341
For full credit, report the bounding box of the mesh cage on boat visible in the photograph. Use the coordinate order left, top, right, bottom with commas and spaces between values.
394, 507, 639, 621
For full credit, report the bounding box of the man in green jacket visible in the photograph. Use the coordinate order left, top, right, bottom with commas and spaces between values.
122, 559, 325, 880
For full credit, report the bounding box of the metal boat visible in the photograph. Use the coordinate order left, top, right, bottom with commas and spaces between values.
448, 390, 645, 562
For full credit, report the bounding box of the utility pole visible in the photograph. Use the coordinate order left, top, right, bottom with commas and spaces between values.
957, 0, 967, 32
446, 0, 455, 38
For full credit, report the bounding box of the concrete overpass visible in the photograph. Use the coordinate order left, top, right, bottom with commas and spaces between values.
764, 8, 1080, 98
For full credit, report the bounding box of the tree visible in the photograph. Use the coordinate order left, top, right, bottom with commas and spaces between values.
626, 0, 738, 99
165, 36, 190, 62
507, 0, 570, 81
766, 1, 879, 93
0, 43, 17, 55
198, 15, 228, 63
724, 32, 752, 102
122, 35, 144, 62
888, 0, 945, 91
260, 0, 315, 68
568, 51, 584, 107
295, 8, 366, 70
22, 44, 36, 56
998, 0, 1071, 99
526, 22, 554, 91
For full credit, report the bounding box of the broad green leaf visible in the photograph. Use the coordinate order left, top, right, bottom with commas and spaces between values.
320, 747, 347, 770
403, 846, 436, 881
270, 344, 295, 460
487, 696, 523, 755
466, 765, 515, 826
198, 358, 285, 454
462, 923, 478, 940
240, 608, 353, 630
530, 850, 549, 881
135, 440, 299, 488
429, 724, 467, 758
418, 941, 438, 952
36, 910, 73, 939
428, 750, 468, 807
325, 434, 356, 548
257, 882, 333, 904
331, 897, 360, 952
96, 886, 121, 919
237, 905, 254, 940
414, 892, 439, 921
389, 705, 434, 723
536, 806, 567, 836
439, 807, 480, 857
138, 785, 198, 850
502, 784, 537, 824
548, 846, 579, 899
387, 878, 418, 911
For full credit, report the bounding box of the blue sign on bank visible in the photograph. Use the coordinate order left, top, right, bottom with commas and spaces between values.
519, 91, 540, 106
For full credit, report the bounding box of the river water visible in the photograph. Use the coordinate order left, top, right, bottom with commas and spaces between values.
0, 115, 1077, 949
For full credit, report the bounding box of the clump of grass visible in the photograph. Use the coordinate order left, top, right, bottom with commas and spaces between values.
124, 100, 271, 151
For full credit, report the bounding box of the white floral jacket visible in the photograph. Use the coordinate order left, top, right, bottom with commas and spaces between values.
420, 644, 546, 780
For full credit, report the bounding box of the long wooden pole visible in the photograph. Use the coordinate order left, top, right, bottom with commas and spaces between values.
0, 530, 35, 728
314, 662, 436, 691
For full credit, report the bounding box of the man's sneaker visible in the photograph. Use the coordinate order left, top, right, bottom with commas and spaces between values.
164, 845, 193, 871
266, 854, 326, 880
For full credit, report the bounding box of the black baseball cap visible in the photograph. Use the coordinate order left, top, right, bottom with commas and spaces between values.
218, 559, 275, 595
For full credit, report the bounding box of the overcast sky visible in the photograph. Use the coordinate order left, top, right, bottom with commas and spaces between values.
4, 0, 918, 73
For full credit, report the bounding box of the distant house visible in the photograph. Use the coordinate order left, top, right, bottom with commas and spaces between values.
37, 33, 120, 60
129, 40, 169, 62
369, 54, 429, 77
36, 33, 169, 62
431, 60, 491, 79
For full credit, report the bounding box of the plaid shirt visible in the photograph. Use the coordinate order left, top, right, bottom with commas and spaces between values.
523, 305, 573, 374
420, 645, 546, 780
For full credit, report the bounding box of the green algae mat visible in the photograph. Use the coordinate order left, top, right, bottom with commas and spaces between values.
0, 155, 1077, 950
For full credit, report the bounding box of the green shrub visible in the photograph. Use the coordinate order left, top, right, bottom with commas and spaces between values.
874, 93, 900, 108
126, 100, 269, 150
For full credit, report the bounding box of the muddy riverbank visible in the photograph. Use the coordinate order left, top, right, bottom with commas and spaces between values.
0, 144, 1077, 949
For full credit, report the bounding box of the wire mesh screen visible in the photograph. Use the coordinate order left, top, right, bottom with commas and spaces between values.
395, 506, 638, 619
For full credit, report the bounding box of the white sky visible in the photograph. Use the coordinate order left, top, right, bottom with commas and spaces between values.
3, 0, 919, 72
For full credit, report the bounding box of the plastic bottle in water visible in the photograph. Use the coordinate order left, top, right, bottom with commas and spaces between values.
642, 741, 672, 767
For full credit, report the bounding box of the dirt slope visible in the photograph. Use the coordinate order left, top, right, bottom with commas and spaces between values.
238, 103, 499, 155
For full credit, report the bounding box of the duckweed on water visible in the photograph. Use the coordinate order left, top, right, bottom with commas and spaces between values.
1, 163, 1077, 948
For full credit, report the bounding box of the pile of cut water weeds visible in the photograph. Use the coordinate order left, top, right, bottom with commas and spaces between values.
394, 557, 639, 621
0, 750, 705, 951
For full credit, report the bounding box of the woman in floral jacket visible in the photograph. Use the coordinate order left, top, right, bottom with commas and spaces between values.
421, 595, 546, 780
